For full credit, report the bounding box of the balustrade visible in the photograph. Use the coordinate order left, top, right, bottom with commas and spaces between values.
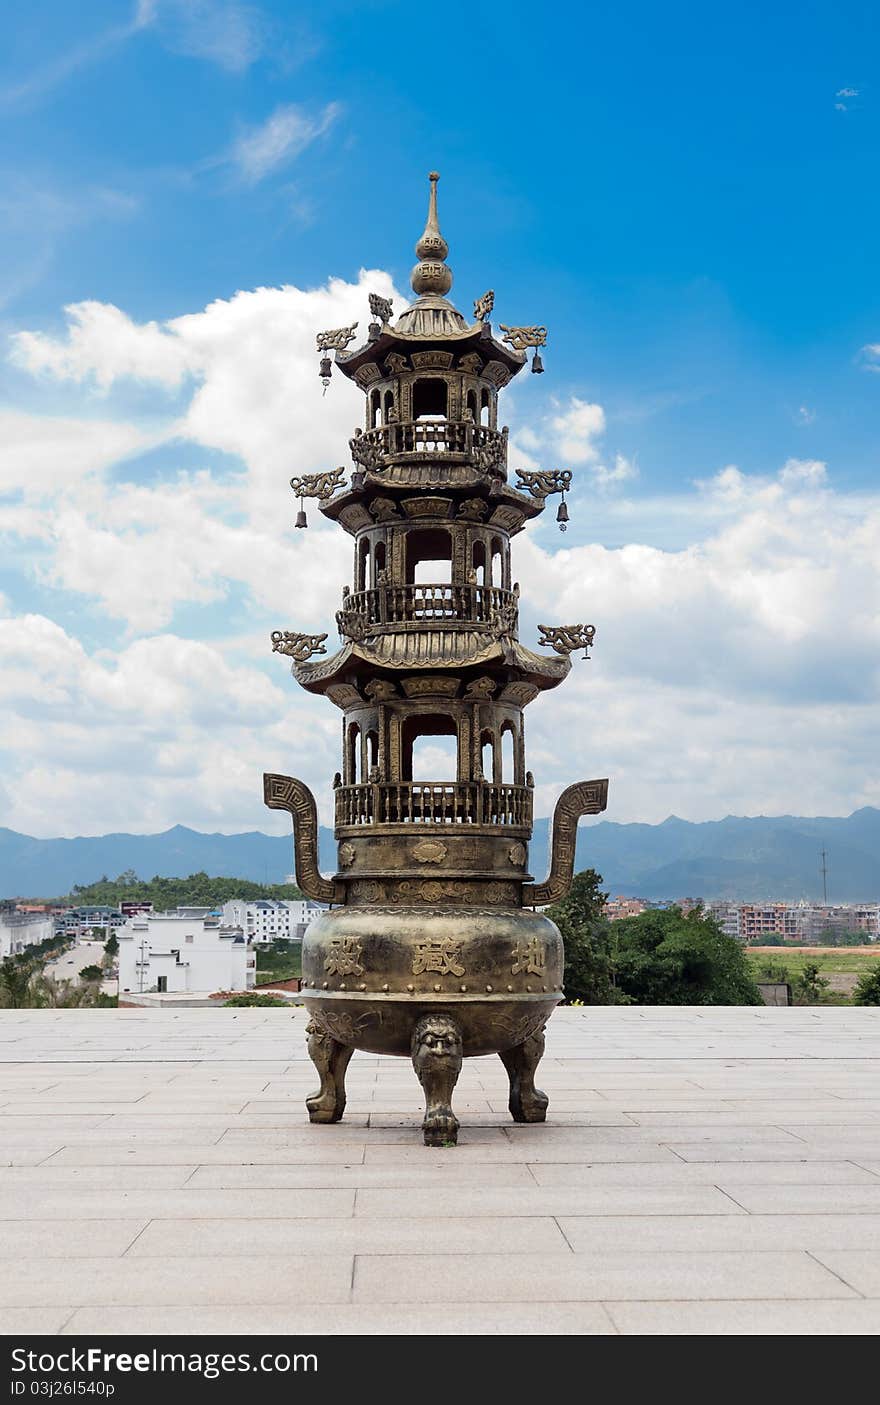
350, 420, 506, 469
335, 781, 532, 829
341, 582, 516, 631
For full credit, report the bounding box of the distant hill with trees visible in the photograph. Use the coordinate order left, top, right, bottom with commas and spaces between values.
34, 869, 304, 908
2, 807, 879, 901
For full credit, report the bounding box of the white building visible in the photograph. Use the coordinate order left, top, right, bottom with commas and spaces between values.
118, 911, 255, 995
0, 907, 55, 960
219, 898, 321, 944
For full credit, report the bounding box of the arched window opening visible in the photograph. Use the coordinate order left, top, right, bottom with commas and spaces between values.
366, 730, 379, 779
480, 730, 496, 784
383, 390, 395, 423
346, 722, 361, 786
465, 389, 478, 422
490, 537, 504, 586
472, 540, 486, 587
480, 387, 491, 426
412, 377, 448, 420
370, 390, 381, 428
373, 540, 386, 585
406, 528, 452, 585
402, 715, 458, 782
501, 724, 516, 784
357, 537, 370, 592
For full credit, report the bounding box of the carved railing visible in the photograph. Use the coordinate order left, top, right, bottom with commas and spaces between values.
351, 421, 506, 470
341, 583, 517, 631
335, 781, 533, 829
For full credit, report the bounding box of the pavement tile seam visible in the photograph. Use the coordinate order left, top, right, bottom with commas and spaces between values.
804, 1249, 868, 1298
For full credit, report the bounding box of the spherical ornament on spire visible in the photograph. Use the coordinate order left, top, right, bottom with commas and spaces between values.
410, 260, 453, 296
411, 171, 453, 297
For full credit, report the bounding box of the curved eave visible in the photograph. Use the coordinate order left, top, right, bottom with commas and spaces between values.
319, 478, 545, 529
336, 323, 526, 380
288, 632, 571, 696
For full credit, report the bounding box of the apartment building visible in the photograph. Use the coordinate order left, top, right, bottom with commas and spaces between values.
56, 906, 127, 938
702, 900, 880, 943
219, 898, 321, 943
0, 904, 55, 959
606, 896, 648, 921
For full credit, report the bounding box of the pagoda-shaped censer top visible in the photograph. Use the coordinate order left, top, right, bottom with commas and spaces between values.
265, 173, 608, 1146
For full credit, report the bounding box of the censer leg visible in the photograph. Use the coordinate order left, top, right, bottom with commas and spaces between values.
411, 1013, 463, 1147
305, 1018, 354, 1124
500, 1025, 549, 1123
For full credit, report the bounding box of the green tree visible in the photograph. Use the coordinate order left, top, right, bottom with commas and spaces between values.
224, 992, 291, 1007
78, 964, 104, 984
104, 933, 119, 959
546, 869, 624, 1004
853, 966, 880, 1006
0, 958, 34, 1008
609, 906, 762, 1006
793, 962, 829, 1004
37, 870, 305, 909
32, 976, 96, 1009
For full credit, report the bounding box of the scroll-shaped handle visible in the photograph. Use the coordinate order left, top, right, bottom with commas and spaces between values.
522, 779, 609, 908
263, 773, 344, 905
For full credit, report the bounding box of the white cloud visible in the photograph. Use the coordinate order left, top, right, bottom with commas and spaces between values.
228, 103, 341, 184
521, 396, 639, 490
0, 613, 339, 836
518, 458, 877, 697
549, 397, 606, 464
11, 301, 197, 390
592, 453, 638, 488
514, 457, 880, 824
37, 470, 351, 633
0, 409, 151, 497
149, 1, 268, 72
834, 88, 859, 112
861, 343, 880, 371
4, 268, 396, 630
0, 3, 270, 112
5, 273, 880, 836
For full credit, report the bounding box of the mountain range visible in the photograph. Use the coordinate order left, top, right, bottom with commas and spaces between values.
2, 807, 878, 902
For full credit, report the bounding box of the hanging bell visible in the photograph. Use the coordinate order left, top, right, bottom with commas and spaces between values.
350, 468, 366, 491
319, 355, 332, 393
531, 349, 544, 374
556, 497, 569, 533
295, 498, 308, 530
367, 321, 380, 343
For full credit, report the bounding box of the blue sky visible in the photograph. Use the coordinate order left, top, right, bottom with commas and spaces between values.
1, 0, 878, 838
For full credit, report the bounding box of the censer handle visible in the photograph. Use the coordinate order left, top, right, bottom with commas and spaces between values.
263, 773, 344, 904
522, 779, 609, 908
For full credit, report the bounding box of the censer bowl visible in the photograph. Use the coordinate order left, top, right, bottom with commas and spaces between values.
299, 904, 563, 1058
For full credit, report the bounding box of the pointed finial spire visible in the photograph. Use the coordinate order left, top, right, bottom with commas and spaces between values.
411, 171, 453, 297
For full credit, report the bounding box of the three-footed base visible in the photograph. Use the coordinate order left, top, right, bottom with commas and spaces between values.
305, 1003, 552, 1147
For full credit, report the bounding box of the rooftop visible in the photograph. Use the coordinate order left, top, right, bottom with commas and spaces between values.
1, 1007, 879, 1336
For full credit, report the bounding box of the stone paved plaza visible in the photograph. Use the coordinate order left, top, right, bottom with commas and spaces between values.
1, 1006, 879, 1336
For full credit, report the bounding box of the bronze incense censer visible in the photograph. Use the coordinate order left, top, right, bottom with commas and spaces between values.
265, 174, 608, 1145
